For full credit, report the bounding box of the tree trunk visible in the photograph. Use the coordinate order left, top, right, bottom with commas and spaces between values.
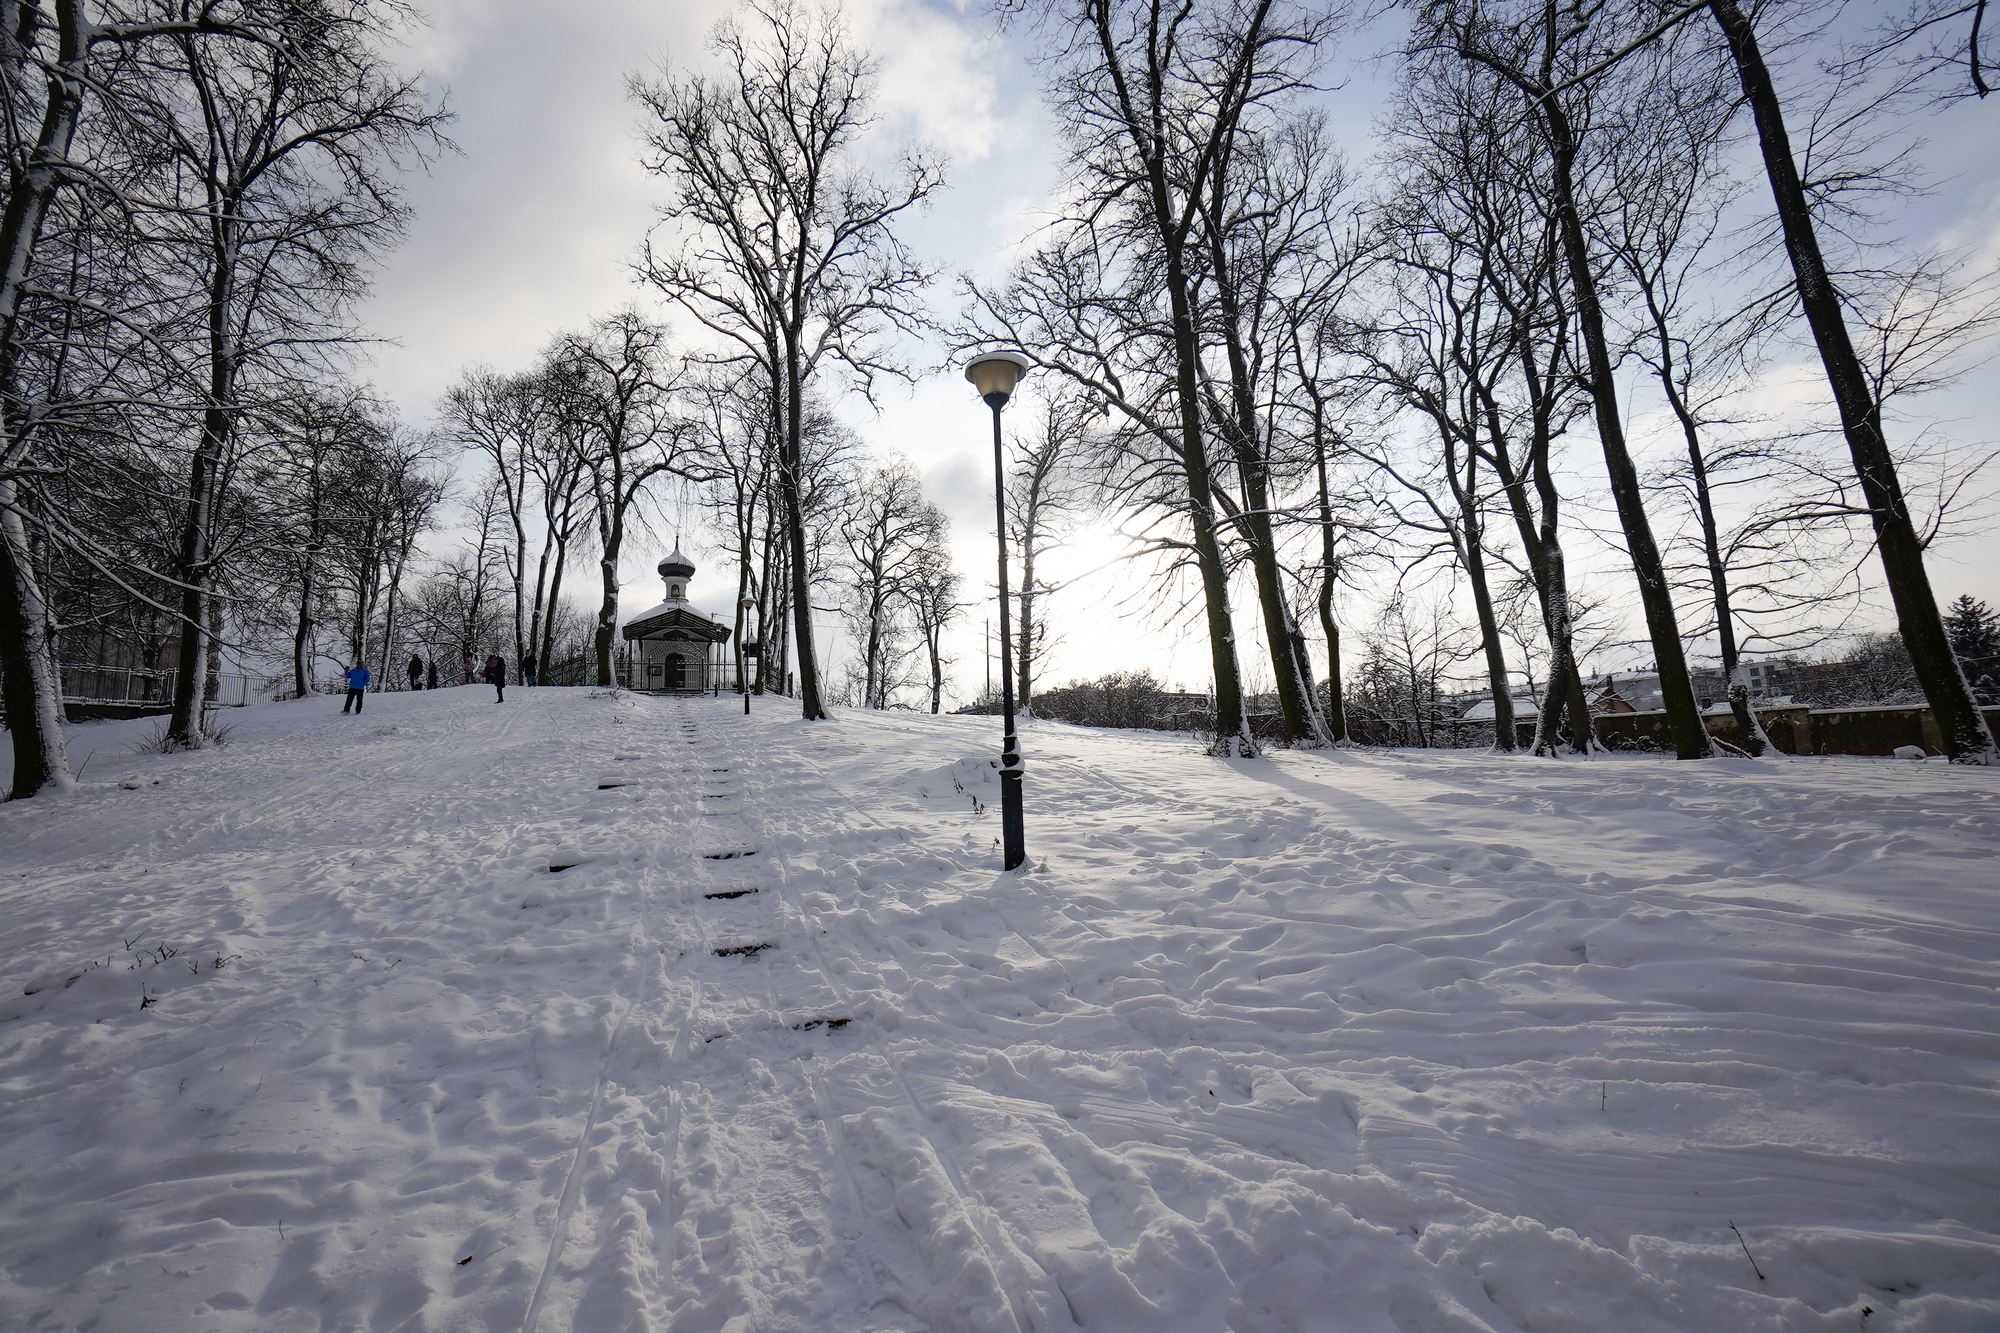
1477, 384, 1590, 754
928, 628, 943, 713
864, 587, 884, 709
1310, 413, 1349, 743
540, 532, 568, 677
1210, 243, 1324, 747
204, 597, 222, 703
0, 0, 84, 356
292, 537, 316, 699
593, 545, 619, 688
0, 4, 86, 792
1539, 96, 1707, 760
1533, 539, 1594, 755
0, 476, 70, 797
1016, 542, 1035, 717
769, 539, 791, 697
528, 510, 555, 674
1653, 329, 1768, 756
781, 348, 826, 720
166, 383, 230, 747
379, 541, 409, 695
1711, 0, 1995, 763
1235, 466, 1323, 745
1450, 440, 1515, 750
1163, 241, 1255, 756
755, 500, 779, 694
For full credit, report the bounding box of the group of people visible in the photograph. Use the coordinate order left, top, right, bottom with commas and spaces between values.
340, 649, 540, 714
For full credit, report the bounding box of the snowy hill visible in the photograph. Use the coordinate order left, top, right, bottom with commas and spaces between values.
3, 688, 1997, 1331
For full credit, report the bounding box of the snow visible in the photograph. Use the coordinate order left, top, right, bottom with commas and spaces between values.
1460, 698, 1538, 721
3, 688, 1998, 1331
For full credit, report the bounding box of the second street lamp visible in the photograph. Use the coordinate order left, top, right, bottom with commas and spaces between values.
963, 350, 1032, 871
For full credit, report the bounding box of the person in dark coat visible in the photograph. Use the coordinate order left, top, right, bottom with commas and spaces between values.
426, 658, 439, 690
406, 652, 424, 691
521, 650, 538, 687
484, 652, 506, 703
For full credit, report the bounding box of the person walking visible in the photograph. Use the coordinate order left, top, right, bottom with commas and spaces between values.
462, 654, 475, 685
521, 649, 538, 687
341, 662, 370, 714
406, 652, 424, 692
484, 652, 507, 703
426, 658, 439, 691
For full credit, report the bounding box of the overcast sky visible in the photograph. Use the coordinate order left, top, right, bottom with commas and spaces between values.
354, 0, 2000, 705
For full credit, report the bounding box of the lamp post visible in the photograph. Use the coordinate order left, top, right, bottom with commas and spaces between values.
963, 350, 1033, 871
738, 595, 757, 715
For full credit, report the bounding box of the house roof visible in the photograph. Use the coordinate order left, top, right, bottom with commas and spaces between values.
1462, 697, 1540, 720
622, 603, 732, 644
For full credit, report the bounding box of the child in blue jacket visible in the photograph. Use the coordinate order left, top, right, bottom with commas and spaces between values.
341, 663, 370, 714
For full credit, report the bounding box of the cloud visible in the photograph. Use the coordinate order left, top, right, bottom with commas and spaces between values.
847, 0, 1005, 164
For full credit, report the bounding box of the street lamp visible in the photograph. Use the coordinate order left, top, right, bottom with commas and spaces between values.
963, 350, 1033, 871
738, 595, 757, 715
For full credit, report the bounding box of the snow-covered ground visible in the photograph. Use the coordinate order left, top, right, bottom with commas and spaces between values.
3, 688, 1997, 1332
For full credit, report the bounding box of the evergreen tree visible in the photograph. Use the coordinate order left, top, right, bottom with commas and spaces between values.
1944, 596, 2000, 701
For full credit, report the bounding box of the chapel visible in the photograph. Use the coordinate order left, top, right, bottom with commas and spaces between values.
620, 547, 732, 692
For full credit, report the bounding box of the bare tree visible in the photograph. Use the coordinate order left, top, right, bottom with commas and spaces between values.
1373, 46, 1596, 755
525, 375, 590, 679
1196, 112, 1352, 746
690, 365, 775, 690
633, 0, 943, 722
907, 531, 962, 714
146, 3, 443, 747
837, 459, 938, 709
1367, 148, 1533, 752
972, 0, 1344, 758
546, 312, 696, 687
1275, 271, 1390, 744
439, 366, 554, 667
1007, 390, 1092, 714
1708, 0, 1998, 762
0, 2, 323, 796
1418, 0, 1714, 759
1594, 36, 1787, 752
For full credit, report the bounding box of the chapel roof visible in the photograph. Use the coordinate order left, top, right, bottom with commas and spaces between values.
622, 602, 732, 644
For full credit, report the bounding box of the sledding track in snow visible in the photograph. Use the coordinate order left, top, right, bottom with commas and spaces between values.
1, 687, 1998, 1332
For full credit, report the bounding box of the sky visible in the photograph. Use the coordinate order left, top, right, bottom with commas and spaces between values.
353, 0, 2000, 707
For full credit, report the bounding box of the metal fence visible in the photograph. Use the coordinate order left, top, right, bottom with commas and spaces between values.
60, 663, 254, 708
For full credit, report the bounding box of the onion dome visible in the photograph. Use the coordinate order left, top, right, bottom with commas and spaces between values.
657, 547, 695, 581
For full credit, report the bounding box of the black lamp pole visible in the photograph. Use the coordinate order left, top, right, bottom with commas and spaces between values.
985, 392, 1026, 871
739, 596, 756, 715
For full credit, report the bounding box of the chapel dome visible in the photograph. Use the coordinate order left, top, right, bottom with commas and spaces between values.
658, 547, 695, 582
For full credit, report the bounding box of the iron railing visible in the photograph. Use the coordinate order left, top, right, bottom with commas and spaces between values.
60, 663, 254, 708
